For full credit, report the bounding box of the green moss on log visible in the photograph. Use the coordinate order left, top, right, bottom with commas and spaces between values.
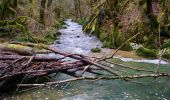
0, 43, 33, 55
136, 47, 157, 58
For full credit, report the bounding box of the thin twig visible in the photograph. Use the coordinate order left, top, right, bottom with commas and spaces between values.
17, 73, 170, 87
99, 32, 141, 61
155, 49, 166, 74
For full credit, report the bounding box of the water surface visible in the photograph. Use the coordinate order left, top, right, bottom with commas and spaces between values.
4, 19, 170, 100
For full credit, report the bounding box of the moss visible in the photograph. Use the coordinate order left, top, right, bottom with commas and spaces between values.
98, 32, 105, 42
91, 47, 101, 53
54, 19, 66, 29
162, 39, 170, 49
0, 16, 28, 37
0, 43, 33, 55
136, 47, 157, 58
0, 32, 11, 37
15, 26, 61, 44
143, 35, 156, 49
162, 49, 170, 59
75, 18, 89, 27
99, 30, 132, 50
61, 25, 67, 29
121, 44, 133, 51
102, 41, 113, 49
15, 37, 35, 42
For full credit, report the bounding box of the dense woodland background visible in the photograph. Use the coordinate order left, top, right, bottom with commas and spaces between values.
0, 0, 170, 58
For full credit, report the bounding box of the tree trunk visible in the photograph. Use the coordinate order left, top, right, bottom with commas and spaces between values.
39, 0, 47, 25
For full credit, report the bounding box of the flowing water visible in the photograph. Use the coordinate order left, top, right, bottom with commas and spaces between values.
3, 19, 170, 100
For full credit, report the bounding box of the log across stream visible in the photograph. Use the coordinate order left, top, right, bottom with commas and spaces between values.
1, 20, 170, 100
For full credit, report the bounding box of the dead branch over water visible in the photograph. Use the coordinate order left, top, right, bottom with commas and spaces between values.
0, 43, 169, 93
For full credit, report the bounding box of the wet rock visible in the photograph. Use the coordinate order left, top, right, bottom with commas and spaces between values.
55, 40, 61, 44
56, 31, 62, 35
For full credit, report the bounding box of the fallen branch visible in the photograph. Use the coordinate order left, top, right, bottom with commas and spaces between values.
104, 60, 157, 73
0, 55, 59, 61
155, 49, 166, 74
10, 42, 120, 76
17, 73, 170, 87
0, 42, 170, 93
46, 47, 120, 76
99, 32, 141, 61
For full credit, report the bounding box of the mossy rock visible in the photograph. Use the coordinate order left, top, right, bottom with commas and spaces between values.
91, 47, 101, 53
162, 39, 170, 49
136, 47, 157, 58
162, 49, 170, 59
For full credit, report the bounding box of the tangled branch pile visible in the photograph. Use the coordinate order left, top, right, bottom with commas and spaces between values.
0, 42, 170, 93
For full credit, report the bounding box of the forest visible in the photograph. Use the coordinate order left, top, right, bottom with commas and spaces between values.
0, 0, 170, 99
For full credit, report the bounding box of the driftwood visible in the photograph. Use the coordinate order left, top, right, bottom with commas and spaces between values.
0, 55, 60, 61
17, 73, 170, 87
0, 43, 115, 92
0, 43, 34, 55
0, 42, 170, 93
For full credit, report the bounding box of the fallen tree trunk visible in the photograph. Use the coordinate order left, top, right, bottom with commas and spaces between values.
0, 43, 34, 55
0, 43, 89, 92
0, 42, 170, 93
8, 42, 120, 75
0, 55, 59, 61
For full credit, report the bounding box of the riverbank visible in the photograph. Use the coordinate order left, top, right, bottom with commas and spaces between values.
1, 19, 169, 62
1, 19, 170, 100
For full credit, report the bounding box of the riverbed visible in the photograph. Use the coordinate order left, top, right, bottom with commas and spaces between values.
4, 19, 170, 100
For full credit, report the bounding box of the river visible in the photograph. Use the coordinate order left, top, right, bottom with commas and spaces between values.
4, 19, 170, 100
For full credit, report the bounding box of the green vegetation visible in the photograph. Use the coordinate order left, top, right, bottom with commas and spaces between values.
91, 47, 101, 53
0, 0, 67, 44
83, 0, 170, 59
163, 49, 170, 59
136, 47, 157, 58
0, 0, 170, 59
162, 39, 170, 49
